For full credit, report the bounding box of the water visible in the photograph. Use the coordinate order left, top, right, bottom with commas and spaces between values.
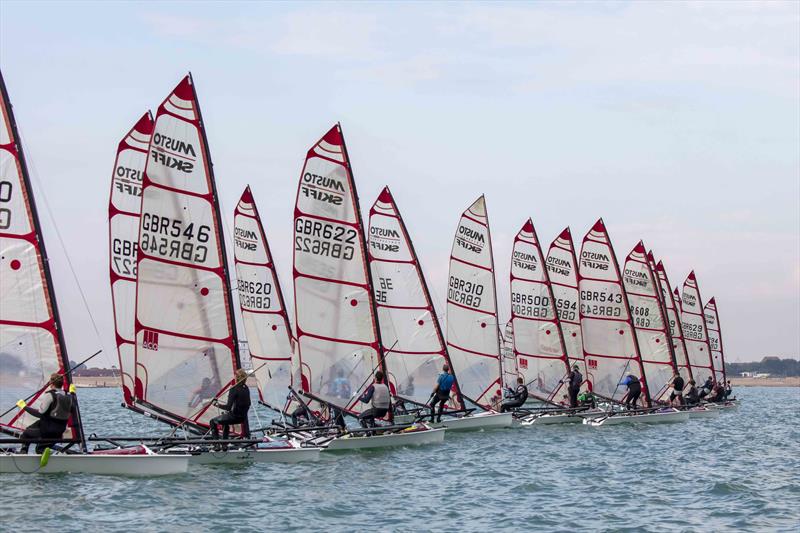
2, 387, 799, 532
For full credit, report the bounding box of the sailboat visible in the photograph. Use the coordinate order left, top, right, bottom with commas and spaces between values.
652, 257, 693, 383
680, 272, 716, 387
0, 72, 188, 475
130, 74, 318, 463
577, 220, 686, 426
445, 196, 513, 426
368, 187, 509, 430
703, 297, 726, 385
291, 125, 444, 450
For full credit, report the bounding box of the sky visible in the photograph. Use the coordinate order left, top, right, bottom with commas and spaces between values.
1, 1, 798, 367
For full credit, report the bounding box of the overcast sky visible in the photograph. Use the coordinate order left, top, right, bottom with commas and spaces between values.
1, 1, 798, 366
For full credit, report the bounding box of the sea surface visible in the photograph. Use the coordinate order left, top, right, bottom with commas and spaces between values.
2, 386, 798, 532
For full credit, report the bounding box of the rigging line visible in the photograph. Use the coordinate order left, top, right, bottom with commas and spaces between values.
18, 131, 104, 346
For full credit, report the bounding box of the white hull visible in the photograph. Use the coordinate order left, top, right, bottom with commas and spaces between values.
431, 412, 512, 431
711, 400, 739, 410
324, 427, 445, 451
186, 446, 321, 465
0, 453, 189, 476
687, 407, 720, 419
520, 409, 604, 425
585, 409, 690, 426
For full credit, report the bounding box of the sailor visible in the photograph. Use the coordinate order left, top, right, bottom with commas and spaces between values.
698, 376, 714, 399
209, 369, 251, 445
18, 373, 75, 454
429, 364, 455, 423
357, 371, 391, 429
490, 389, 503, 412
501, 377, 528, 412
620, 375, 642, 409
724, 380, 733, 400
668, 372, 685, 406
684, 380, 700, 405
707, 381, 726, 403
566, 364, 583, 408
188, 377, 217, 408
332, 369, 352, 400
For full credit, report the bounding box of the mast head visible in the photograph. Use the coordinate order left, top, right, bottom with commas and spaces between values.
240, 185, 254, 203
173, 75, 193, 100
521, 218, 534, 233
687, 270, 697, 281
633, 240, 646, 254
591, 218, 605, 232
377, 186, 393, 204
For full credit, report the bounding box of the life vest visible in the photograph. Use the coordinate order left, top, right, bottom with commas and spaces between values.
516, 385, 529, 402
44, 389, 73, 422
371, 383, 390, 409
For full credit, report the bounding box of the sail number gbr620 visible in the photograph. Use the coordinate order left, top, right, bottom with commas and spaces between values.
140, 213, 211, 263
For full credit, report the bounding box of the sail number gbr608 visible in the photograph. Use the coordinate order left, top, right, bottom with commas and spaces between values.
140, 213, 211, 263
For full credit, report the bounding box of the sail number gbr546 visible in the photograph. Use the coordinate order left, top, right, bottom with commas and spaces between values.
140, 213, 211, 263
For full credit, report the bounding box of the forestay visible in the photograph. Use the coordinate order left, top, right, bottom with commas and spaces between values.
368, 186, 460, 409
292, 124, 384, 415
578, 219, 648, 405
510, 219, 570, 403
108, 112, 153, 408
446, 196, 502, 409
0, 72, 81, 440
134, 74, 242, 432
545, 228, 585, 376
233, 186, 293, 410
680, 271, 715, 384
622, 242, 676, 403
654, 259, 693, 382
704, 297, 726, 384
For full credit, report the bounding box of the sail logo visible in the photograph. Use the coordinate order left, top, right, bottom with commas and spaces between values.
455, 225, 485, 253
623, 268, 649, 289
546, 256, 572, 277
512, 250, 538, 272
683, 293, 696, 306
150, 133, 196, 174
587, 358, 597, 369
114, 165, 143, 196
301, 173, 345, 205
580, 251, 609, 271
369, 226, 400, 253
234, 227, 258, 252
519, 357, 528, 369
142, 330, 159, 351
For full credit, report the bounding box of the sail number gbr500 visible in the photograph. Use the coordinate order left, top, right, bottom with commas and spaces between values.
140, 213, 211, 263
294, 217, 356, 260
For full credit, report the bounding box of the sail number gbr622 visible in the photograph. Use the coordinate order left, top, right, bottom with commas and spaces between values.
294, 218, 356, 260
140, 213, 211, 263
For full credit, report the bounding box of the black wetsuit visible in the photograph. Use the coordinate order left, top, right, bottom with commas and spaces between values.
501, 385, 528, 412
669, 376, 685, 404
568, 369, 583, 408
20, 390, 72, 454
685, 386, 700, 405
210, 382, 251, 439
624, 379, 642, 409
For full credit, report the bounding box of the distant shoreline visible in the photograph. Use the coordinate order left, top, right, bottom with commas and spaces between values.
729, 377, 799, 387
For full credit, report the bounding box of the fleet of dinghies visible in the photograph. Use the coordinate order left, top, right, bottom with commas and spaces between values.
0, 71, 737, 475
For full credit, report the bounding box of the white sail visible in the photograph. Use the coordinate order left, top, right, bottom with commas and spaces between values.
368, 186, 460, 409
500, 321, 518, 390
233, 186, 293, 410
704, 297, 726, 383
134, 74, 242, 432
545, 227, 586, 381
622, 242, 676, 403
292, 124, 384, 415
446, 196, 501, 409
680, 271, 715, 384
578, 219, 648, 404
654, 259, 693, 383
0, 72, 81, 441
108, 111, 153, 408
510, 219, 570, 403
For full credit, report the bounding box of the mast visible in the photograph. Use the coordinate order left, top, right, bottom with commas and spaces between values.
578, 219, 650, 406
446, 195, 502, 409
133, 74, 243, 434
680, 271, 716, 384
108, 111, 153, 410
0, 71, 83, 445
233, 186, 294, 410
368, 186, 464, 410
509, 219, 570, 404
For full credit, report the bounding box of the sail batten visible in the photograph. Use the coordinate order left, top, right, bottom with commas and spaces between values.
578, 219, 649, 405
0, 72, 81, 441
292, 125, 385, 415
368, 186, 461, 409
133, 74, 242, 432
510, 219, 570, 403
446, 196, 502, 409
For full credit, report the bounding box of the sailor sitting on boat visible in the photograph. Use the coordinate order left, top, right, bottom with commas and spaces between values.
209, 369, 251, 446
357, 371, 391, 429
17, 373, 74, 454
698, 376, 714, 399
500, 377, 528, 412
684, 380, 700, 405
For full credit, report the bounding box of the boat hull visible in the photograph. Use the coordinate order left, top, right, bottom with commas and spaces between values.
186, 446, 321, 465
520, 409, 604, 425
430, 412, 512, 431
324, 427, 445, 451
0, 453, 189, 475
585, 409, 690, 426
687, 407, 720, 419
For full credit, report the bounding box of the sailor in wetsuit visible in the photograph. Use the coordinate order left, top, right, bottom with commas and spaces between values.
210, 369, 251, 445
357, 371, 391, 429
429, 364, 455, 423
684, 380, 700, 405
620, 375, 642, 409
18, 373, 75, 454
566, 364, 583, 408
698, 376, 714, 399
724, 380, 733, 400
668, 372, 685, 406
501, 377, 529, 412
